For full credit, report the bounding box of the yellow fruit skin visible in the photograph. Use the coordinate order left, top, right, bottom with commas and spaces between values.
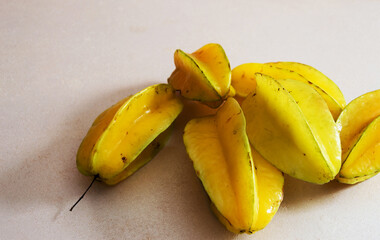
168, 43, 231, 107
251, 148, 284, 231
242, 74, 341, 184
183, 98, 258, 234
336, 172, 378, 184
103, 126, 173, 185
76, 84, 183, 184
337, 89, 380, 162
267, 62, 346, 110
337, 89, 380, 184
231, 63, 343, 120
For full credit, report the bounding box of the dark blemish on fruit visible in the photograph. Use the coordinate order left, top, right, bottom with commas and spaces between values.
303, 153, 306, 156
226, 116, 232, 123
253, 93, 256, 96
240, 230, 245, 233
126, 131, 128, 135
242, 73, 245, 78
122, 157, 127, 163
150, 129, 153, 131
198, 50, 203, 54
254, 166, 258, 170
296, 101, 299, 104
248, 160, 252, 168
218, 61, 222, 64
233, 130, 237, 135
228, 62, 230, 69
282, 88, 285, 90
155, 90, 159, 94
278, 88, 280, 91
195, 170, 200, 176
308, 81, 312, 84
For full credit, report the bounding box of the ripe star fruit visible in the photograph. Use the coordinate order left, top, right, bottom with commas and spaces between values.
250, 147, 284, 231
336, 89, 380, 184
168, 43, 233, 108
231, 62, 345, 120
183, 97, 284, 234
76, 84, 183, 185
242, 73, 341, 184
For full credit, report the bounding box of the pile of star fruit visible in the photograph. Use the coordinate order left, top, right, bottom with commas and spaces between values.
74, 43, 380, 234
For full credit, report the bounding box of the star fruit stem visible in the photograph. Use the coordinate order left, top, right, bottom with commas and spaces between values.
70, 175, 98, 211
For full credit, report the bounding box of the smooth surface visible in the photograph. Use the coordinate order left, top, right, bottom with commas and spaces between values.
1, 0, 380, 239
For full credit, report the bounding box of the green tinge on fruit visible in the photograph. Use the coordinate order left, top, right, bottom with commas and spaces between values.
336, 172, 378, 184
242, 73, 341, 184
76, 84, 183, 184
168, 43, 231, 108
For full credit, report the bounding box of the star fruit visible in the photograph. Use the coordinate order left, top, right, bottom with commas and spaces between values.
168, 43, 233, 108
336, 89, 380, 184
242, 74, 341, 184
231, 62, 345, 120
183, 98, 284, 233
76, 84, 183, 185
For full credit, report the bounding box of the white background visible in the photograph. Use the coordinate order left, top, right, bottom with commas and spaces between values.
1, 0, 380, 239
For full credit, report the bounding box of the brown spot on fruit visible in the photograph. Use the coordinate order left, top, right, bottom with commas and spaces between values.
122, 157, 127, 163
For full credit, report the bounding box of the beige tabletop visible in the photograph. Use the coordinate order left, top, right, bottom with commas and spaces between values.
1, 1, 380, 239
